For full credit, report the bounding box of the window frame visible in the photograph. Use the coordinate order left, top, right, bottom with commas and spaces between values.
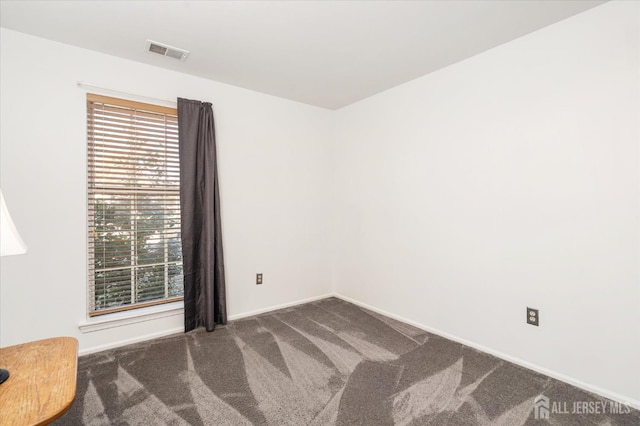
86, 93, 183, 317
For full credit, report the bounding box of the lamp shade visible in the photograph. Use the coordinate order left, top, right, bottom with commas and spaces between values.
0, 190, 27, 256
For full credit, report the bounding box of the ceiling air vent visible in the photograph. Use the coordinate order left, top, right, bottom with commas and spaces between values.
145, 39, 190, 62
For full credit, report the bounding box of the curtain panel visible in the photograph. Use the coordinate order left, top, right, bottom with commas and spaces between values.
177, 98, 227, 332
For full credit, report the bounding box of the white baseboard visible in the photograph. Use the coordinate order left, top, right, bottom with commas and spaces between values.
79, 326, 184, 356
227, 293, 334, 321
333, 293, 640, 411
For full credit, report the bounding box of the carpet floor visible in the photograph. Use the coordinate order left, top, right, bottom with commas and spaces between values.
54, 297, 639, 425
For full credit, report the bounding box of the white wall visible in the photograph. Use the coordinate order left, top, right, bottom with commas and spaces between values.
333, 1, 639, 405
0, 28, 333, 353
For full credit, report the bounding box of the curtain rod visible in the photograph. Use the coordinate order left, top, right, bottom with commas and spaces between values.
76, 82, 177, 107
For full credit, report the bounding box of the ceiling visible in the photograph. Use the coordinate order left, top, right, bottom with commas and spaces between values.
0, 1, 606, 110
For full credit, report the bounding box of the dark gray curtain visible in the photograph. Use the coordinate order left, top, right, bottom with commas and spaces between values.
177, 98, 227, 332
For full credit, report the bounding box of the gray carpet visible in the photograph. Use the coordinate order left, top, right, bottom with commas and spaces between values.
54, 297, 639, 425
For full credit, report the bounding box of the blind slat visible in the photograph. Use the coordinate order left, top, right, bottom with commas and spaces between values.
89, 111, 178, 126
88, 143, 180, 157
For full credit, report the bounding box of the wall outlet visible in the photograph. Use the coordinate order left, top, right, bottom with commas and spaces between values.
527, 307, 539, 326
256, 273, 263, 285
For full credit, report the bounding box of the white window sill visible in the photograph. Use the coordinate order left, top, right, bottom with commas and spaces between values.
79, 301, 184, 333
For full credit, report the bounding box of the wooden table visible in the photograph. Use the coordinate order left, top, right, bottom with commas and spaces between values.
0, 337, 78, 426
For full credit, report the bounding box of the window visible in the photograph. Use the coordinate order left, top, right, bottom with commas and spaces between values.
87, 94, 183, 316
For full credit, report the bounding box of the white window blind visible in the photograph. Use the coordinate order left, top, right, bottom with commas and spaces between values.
87, 94, 183, 316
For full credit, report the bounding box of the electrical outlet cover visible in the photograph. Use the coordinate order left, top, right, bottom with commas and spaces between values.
527, 307, 539, 326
